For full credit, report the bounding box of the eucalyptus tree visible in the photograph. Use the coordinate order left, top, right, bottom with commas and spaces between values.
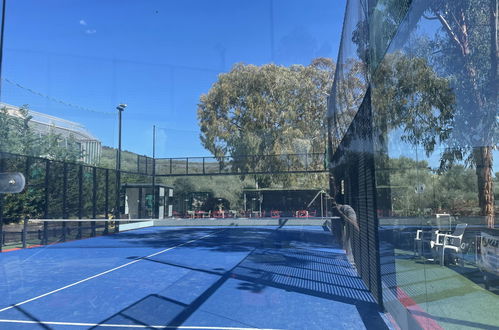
197, 58, 335, 187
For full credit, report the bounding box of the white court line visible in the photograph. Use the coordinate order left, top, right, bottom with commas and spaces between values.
0, 230, 224, 313
0, 319, 282, 330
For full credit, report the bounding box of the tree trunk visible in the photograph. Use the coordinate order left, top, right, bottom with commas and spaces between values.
474, 146, 495, 228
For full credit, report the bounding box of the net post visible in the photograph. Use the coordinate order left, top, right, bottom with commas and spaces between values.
42, 221, 48, 245
22, 217, 28, 248
186, 157, 189, 174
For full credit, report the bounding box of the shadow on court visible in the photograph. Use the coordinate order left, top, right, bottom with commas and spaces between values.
83, 227, 389, 330
0, 227, 388, 329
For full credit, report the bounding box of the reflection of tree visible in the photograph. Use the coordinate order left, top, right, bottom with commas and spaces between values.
421, 0, 498, 228
330, 59, 368, 152
372, 52, 455, 154
388, 157, 478, 216
355, 1, 497, 227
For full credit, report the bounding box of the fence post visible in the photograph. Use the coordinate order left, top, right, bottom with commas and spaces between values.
62, 162, 67, 242
22, 217, 28, 248
91, 166, 97, 237
77, 164, 83, 239
104, 169, 109, 235
42, 159, 50, 245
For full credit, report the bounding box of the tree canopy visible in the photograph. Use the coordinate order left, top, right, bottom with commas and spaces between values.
197, 58, 334, 187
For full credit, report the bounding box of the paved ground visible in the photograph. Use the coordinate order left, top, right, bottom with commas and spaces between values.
0, 225, 388, 329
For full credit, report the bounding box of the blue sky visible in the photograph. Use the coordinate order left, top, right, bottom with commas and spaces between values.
1, 0, 346, 157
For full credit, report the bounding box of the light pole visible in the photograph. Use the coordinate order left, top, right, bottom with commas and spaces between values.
115, 104, 126, 228
152, 125, 156, 219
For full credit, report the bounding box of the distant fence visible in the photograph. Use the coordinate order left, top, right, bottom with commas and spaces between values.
155, 152, 327, 176
0, 150, 328, 251
91, 152, 328, 177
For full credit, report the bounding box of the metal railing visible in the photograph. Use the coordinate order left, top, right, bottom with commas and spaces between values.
155, 152, 327, 176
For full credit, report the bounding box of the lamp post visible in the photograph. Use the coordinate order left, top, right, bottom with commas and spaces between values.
152, 125, 156, 219
115, 104, 126, 228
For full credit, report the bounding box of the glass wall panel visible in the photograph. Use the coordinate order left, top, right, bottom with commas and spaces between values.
370, 0, 498, 328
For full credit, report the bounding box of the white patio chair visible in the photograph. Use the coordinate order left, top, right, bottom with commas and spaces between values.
431, 223, 468, 266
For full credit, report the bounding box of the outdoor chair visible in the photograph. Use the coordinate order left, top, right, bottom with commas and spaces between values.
430, 223, 468, 266
296, 210, 308, 218
414, 229, 438, 258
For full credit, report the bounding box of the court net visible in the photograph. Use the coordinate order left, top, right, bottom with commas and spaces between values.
1, 219, 154, 250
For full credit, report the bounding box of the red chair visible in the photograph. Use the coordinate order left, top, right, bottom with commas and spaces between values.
297, 210, 308, 218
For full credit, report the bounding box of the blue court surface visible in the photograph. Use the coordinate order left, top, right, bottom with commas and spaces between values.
0, 225, 389, 329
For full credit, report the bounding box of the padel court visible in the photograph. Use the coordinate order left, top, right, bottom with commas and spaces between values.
0, 223, 388, 329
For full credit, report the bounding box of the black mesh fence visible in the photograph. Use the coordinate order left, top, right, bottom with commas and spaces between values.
137, 155, 154, 175
329, 90, 382, 307
0, 151, 139, 250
